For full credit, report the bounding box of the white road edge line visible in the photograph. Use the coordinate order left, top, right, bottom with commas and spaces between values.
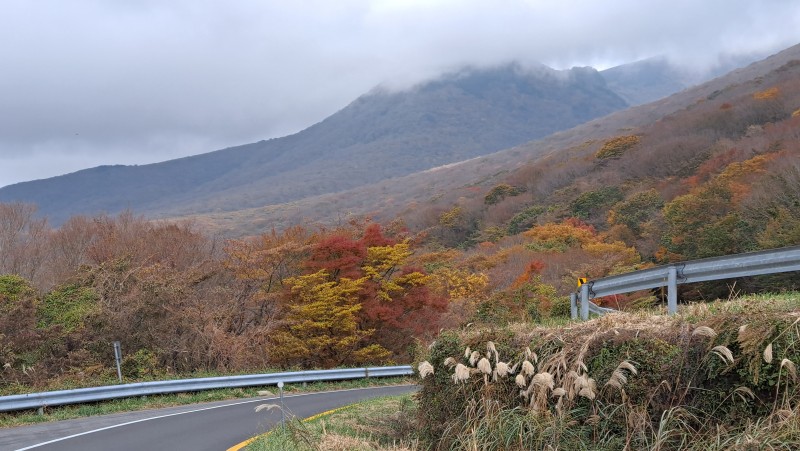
15, 385, 413, 451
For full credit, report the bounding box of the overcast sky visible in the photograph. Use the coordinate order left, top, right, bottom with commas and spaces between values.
1, 0, 799, 188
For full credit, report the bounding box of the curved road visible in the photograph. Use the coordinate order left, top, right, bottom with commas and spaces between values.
2, 385, 416, 451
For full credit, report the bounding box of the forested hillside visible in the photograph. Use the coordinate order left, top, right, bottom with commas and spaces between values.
2, 45, 800, 397
404, 55, 800, 290
405, 52, 800, 445
186, 44, 800, 237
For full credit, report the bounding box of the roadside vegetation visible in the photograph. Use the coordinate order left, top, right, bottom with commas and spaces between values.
253, 293, 800, 450
413, 293, 800, 449
247, 393, 418, 451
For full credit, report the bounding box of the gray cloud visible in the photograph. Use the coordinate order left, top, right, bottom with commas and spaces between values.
1, 0, 799, 187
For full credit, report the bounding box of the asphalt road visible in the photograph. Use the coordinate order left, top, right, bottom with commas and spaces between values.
1, 385, 416, 451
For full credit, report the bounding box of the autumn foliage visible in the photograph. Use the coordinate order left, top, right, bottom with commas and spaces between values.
5, 53, 800, 391
0, 214, 457, 389
595, 135, 640, 159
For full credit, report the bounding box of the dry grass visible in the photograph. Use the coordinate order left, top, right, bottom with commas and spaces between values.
415, 292, 800, 449
246, 293, 800, 449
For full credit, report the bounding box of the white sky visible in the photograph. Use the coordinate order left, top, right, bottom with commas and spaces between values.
1, 0, 799, 187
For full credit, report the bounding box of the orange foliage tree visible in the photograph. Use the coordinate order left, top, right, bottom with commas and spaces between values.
308, 224, 448, 360
523, 218, 642, 283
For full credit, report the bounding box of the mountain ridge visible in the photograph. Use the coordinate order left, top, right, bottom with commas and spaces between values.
1, 63, 633, 224
0, 52, 775, 226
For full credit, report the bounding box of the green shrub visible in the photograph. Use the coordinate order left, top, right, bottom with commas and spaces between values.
0, 275, 36, 307
484, 184, 523, 205
38, 285, 98, 332
475, 280, 559, 325
121, 348, 162, 379
570, 186, 623, 219
550, 296, 572, 318
507, 205, 546, 235
607, 189, 664, 233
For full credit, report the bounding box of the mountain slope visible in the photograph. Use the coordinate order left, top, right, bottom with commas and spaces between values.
0, 64, 628, 224
181, 43, 800, 237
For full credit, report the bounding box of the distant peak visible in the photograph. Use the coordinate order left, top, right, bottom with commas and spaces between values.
368, 61, 599, 99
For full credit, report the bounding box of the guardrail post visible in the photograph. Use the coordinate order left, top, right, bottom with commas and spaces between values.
113, 341, 123, 383
278, 381, 286, 429
580, 284, 590, 321
570, 293, 577, 320
668, 266, 678, 315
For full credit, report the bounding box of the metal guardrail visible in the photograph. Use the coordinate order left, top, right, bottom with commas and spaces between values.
0, 365, 414, 412
571, 245, 800, 320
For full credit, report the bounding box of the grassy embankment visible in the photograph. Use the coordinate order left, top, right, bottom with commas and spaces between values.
255, 292, 800, 450
416, 292, 800, 449
246, 393, 418, 450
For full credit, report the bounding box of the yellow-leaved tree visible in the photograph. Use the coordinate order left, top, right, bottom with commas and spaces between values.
362, 241, 418, 300
269, 270, 389, 368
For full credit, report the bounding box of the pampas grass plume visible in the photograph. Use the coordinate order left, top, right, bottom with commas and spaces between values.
606, 359, 638, 390
693, 326, 717, 338
477, 357, 492, 375
574, 374, 597, 400
781, 358, 798, 381
418, 361, 434, 378
738, 324, 748, 336
618, 360, 638, 375
452, 363, 471, 383
579, 387, 596, 400
711, 345, 735, 365
496, 361, 510, 378
521, 360, 535, 377
469, 351, 481, 367
733, 386, 755, 403
532, 372, 555, 391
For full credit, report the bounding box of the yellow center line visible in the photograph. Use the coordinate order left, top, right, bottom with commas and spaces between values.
225, 404, 355, 451
226, 436, 258, 451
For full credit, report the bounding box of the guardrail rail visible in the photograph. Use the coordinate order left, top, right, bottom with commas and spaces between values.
0, 365, 414, 412
571, 245, 800, 320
